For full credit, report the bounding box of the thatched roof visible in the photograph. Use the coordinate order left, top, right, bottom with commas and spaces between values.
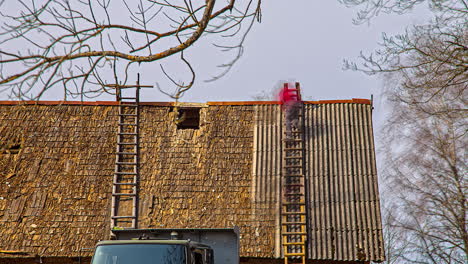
0, 100, 384, 262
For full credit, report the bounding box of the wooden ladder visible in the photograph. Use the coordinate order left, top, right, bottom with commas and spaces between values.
281, 82, 307, 264
111, 81, 141, 230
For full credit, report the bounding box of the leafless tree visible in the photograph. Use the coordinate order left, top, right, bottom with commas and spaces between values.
0, 0, 261, 100
380, 87, 467, 263
339, 1, 467, 263
340, 0, 467, 114
378, 200, 410, 264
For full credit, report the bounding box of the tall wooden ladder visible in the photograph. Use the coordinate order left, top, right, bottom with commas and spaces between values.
111, 81, 141, 231
281, 82, 307, 264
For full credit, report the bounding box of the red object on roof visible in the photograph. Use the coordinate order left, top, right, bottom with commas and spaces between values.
278, 83, 300, 104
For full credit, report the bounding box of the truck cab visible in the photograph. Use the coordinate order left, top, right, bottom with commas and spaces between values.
90, 228, 239, 264
91, 240, 213, 264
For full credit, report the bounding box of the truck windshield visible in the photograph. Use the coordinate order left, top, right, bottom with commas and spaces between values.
91, 244, 186, 264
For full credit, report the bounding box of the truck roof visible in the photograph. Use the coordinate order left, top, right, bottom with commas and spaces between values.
96, 239, 211, 249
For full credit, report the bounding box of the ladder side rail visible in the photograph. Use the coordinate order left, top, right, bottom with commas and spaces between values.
112, 86, 122, 229
133, 78, 141, 229
298, 101, 309, 261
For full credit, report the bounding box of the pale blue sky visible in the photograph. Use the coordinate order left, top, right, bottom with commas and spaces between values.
155, 1, 428, 102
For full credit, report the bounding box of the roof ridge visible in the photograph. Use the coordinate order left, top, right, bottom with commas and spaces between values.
0, 99, 371, 106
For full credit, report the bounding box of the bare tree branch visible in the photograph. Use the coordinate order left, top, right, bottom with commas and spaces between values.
341, 0, 467, 115
342, 2, 468, 263
379, 91, 467, 263
0, 0, 261, 100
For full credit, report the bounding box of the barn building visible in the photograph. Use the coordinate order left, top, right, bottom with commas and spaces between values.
0, 96, 384, 263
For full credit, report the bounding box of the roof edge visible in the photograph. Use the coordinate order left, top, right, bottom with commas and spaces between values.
208, 99, 371, 105
0, 98, 371, 106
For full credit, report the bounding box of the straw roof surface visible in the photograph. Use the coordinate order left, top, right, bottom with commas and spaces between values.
0, 105, 114, 257
0, 100, 384, 262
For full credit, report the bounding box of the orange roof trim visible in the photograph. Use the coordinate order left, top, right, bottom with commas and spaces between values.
0, 98, 371, 106
0, 101, 174, 106
204, 98, 371, 105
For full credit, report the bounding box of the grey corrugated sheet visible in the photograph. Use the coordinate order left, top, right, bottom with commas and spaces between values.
304, 103, 384, 262
253, 103, 384, 262
252, 104, 283, 258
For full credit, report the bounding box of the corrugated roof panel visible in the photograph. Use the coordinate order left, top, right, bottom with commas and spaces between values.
252, 104, 282, 258
253, 102, 384, 261
303, 103, 384, 261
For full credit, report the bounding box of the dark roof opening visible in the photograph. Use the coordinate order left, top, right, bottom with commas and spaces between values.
1, 143, 21, 154
175, 108, 200, 129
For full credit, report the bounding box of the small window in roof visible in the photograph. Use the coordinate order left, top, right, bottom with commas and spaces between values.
175, 108, 200, 129
1, 143, 21, 154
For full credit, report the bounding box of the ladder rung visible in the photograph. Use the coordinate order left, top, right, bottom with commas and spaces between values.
117, 142, 137, 145
284, 195, 305, 198
284, 190, 304, 194
119, 123, 138, 126
111, 216, 136, 219
119, 114, 138, 116
284, 184, 304, 187
119, 104, 138, 107
284, 252, 306, 257
282, 210, 306, 214
116, 152, 137, 155
116, 162, 138, 165
283, 222, 307, 225
112, 193, 136, 196
286, 174, 304, 177
285, 148, 302, 151
285, 165, 302, 168
114, 172, 138, 175
283, 139, 302, 142
282, 202, 306, 206
113, 182, 137, 186
283, 242, 306, 245
119, 97, 137, 100
282, 231, 307, 235
285, 156, 303, 159
118, 133, 137, 135
283, 202, 305, 205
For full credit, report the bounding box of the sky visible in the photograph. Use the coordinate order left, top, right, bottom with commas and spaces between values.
1, 1, 430, 126
138, 1, 428, 111
157, 1, 428, 126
